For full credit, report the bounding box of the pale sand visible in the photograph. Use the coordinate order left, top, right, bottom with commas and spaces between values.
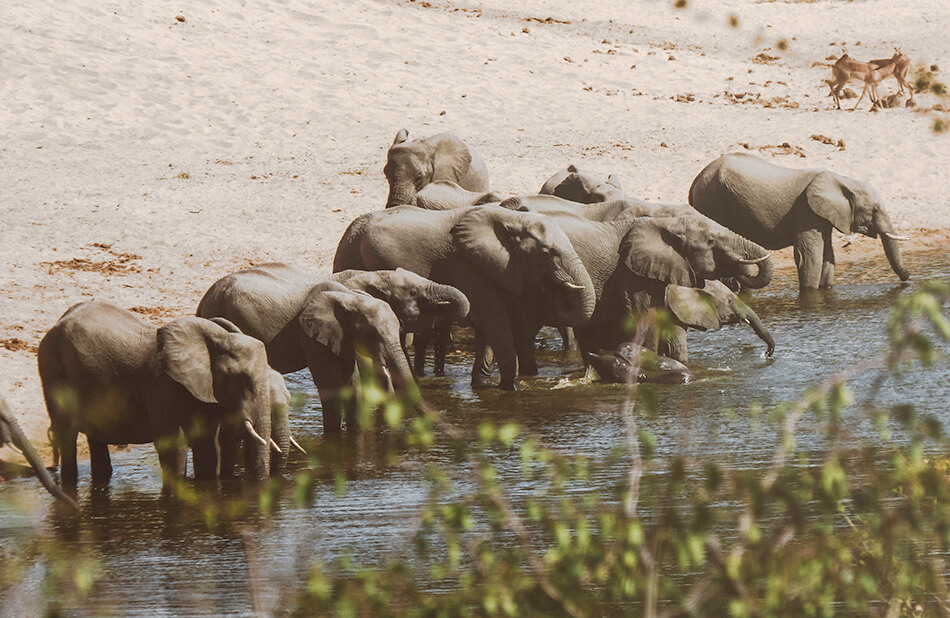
1, 0, 948, 462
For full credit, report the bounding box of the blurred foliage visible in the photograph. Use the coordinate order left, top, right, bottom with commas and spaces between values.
1, 282, 948, 616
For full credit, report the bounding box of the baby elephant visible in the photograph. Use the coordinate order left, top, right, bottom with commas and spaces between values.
38, 301, 277, 488
586, 344, 693, 385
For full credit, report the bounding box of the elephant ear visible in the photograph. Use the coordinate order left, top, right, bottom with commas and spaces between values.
666, 286, 721, 331
157, 317, 219, 404
432, 136, 473, 183
805, 172, 853, 233
392, 128, 409, 146
451, 207, 522, 294
297, 286, 362, 356
606, 174, 623, 190
621, 219, 700, 287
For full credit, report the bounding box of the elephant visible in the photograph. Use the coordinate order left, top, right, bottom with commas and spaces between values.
503, 194, 692, 222
688, 153, 910, 289
662, 280, 775, 362
332, 268, 471, 377
384, 129, 490, 207
539, 164, 626, 203
585, 345, 693, 385
414, 180, 507, 210
0, 394, 78, 509
37, 302, 276, 487
508, 212, 773, 373
197, 273, 415, 433
332, 205, 597, 390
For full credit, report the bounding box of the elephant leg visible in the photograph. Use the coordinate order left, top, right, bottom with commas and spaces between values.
413, 330, 433, 376
156, 433, 187, 488
820, 228, 836, 288
559, 327, 578, 352
481, 322, 517, 390
190, 430, 219, 482
52, 425, 79, 486
513, 319, 539, 377
471, 332, 495, 389
218, 422, 240, 479
87, 437, 113, 484
434, 326, 452, 377
794, 228, 824, 290
306, 348, 358, 434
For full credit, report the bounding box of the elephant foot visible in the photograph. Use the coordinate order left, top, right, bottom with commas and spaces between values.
434, 367, 446, 377
471, 376, 494, 389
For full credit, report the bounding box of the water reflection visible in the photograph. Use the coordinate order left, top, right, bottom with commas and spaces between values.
1, 249, 948, 614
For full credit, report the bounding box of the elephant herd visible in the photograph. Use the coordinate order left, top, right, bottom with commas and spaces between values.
6, 128, 911, 509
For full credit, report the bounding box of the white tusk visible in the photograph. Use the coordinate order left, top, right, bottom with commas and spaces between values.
269, 439, 282, 454
562, 281, 585, 290
290, 435, 307, 454
738, 255, 771, 264
245, 420, 268, 447
436, 300, 453, 306
884, 232, 909, 241
8, 444, 23, 456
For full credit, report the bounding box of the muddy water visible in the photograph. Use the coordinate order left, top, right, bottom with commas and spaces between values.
1, 250, 948, 615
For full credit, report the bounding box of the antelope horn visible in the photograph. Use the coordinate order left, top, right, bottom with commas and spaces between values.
738, 254, 771, 264
269, 439, 282, 454
244, 420, 267, 447
290, 435, 307, 454
884, 232, 909, 241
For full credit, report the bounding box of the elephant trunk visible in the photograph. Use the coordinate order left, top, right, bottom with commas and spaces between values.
559, 254, 597, 324
733, 238, 774, 290
1, 402, 78, 510
241, 389, 272, 482
386, 182, 417, 208
740, 305, 775, 357
427, 283, 471, 325
875, 210, 910, 281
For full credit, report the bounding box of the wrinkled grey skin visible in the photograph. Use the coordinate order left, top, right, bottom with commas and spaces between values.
663, 280, 775, 362
585, 345, 693, 385
333, 205, 596, 390
539, 164, 626, 203
218, 367, 298, 478
0, 395, 78, 509
384, 129, 490, 207
38, 302, 273, 488
503, 194, 692, 222
414, 180, 507, 210
197, 270, 414, 433
689, 152, 910, 290
511, 212, 773, 374
333, 268, 470, 376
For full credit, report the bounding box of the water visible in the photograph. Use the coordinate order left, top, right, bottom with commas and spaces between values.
1, 249, 948, 615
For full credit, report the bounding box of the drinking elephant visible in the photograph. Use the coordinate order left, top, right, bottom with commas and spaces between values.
688, 153, 910, 289
197, 275, 414, 433
218, 366, 306, 478
38, 302, 276, 487
585, 344, 693, 385
0, 394, 78, 508
332, 205, 597, 390
504, 194, 692, 222
539, 164, 626, 203
414, 180, 506, 210
663, 280, 775, 362
384, 129, 490, 207
509, 212, 773, 372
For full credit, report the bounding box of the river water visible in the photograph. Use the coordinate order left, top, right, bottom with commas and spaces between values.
1, 249, 948, 615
